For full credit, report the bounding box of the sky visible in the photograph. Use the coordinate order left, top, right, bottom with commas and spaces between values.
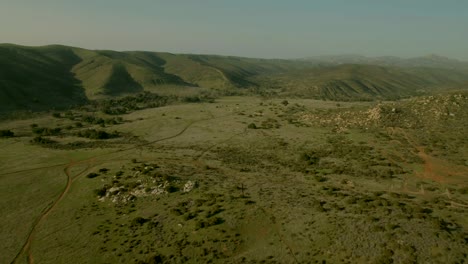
1, 0, 467, 60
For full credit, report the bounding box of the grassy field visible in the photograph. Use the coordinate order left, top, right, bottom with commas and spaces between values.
1, 93, 467, 263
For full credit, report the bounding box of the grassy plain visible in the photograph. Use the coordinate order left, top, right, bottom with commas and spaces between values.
1, 94, 467, 263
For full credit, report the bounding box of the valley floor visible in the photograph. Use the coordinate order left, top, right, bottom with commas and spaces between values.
1, 96, 467, 263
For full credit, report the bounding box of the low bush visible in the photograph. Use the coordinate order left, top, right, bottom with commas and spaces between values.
32, 127, 61, 136
247, 123, 257, 129
86, 173, 99, 179
131, 217, 148, 226
94, 186, 108, 197
76, 129, 119, 139
195, 217, 224, 229
30, 136, 56, 145
165, 184, 179, 193
0, 129, 14, 137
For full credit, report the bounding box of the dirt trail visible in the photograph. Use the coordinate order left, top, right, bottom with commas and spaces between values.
8, 103, 264, 264
9, 120, 201, 263
2, 103, 255, 177
11, 161, 91, 264
391, 127, 467, 185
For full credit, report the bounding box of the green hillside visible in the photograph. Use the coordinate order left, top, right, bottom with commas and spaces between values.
0, 44, 87, 111
1, 44, 468, 112
252, 64, 468, 100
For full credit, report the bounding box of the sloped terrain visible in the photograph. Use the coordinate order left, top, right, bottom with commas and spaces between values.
1, 44, 468, 112
253, 64, 468, 100
71, 49, 191, 98
0, 45, 87, 111
303, 54, 468, 70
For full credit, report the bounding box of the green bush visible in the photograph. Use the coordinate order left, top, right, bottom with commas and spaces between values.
0, 130, 14, 137
458, 187, 468, 195
165, 184, 179, 193
94, 186, 108, 197
139, 253, 166, 264
31, 136, 56, 145
131, 217, 148, 226
195, 217, 224, 229
76, 129, 119, 139
32, 127, 61, 136
300, 152, 320, 165
314, 175, 327, 182
183, 212, 198, 221
86, 173, 99, 179
247, 123, 257, 129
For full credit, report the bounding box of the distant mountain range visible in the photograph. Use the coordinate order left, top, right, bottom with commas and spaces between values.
300, 54, 468, 70
1, 44, 468, 111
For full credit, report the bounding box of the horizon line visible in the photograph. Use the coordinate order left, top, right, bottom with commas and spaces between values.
1, 42, 466, 62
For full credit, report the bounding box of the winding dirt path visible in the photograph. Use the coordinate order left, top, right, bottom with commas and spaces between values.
394, 127, 468, 185
8, 104, 253, 264
11, 161, 91, 264
7, 102, 267, 264
386, 127, 468, 207
9, 121, 203, 263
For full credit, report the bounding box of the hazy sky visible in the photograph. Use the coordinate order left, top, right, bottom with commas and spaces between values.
1, 0, 467, 59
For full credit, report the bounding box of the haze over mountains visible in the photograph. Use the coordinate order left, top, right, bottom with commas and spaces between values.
1, 43, 468, 112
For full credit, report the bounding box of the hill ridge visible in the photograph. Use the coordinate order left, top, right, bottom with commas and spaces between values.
1, 44, 468, 111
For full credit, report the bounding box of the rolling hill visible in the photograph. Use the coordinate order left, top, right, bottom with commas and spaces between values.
1, 43, 468, 111
0, 44, 87, 111
252, 64, 468, 100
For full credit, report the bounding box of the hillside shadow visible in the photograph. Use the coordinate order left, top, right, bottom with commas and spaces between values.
0, 45, 88, 112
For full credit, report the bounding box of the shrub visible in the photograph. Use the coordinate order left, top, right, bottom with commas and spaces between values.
0, 130, 14, 137
346, 197, 358, 204
141, 253, 166, 264
32, 127, 61, 136
300, 152, 320, 165
247, 123, 257, 129
31, 136, 56, 145
94, 186, 107, 197
281, 100, 289, 106
165, 184, 179, 193
195, 217, 224, 229
183, 212, 198, 221
170, 208, 184, 216
458, 187, 468, 195
207, 217, 224, 226
314, 175, 327, 182
76, 129, 119, 139
86, 173, 99, 179
131, 217, 148, 226
182, 96, 201, 103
